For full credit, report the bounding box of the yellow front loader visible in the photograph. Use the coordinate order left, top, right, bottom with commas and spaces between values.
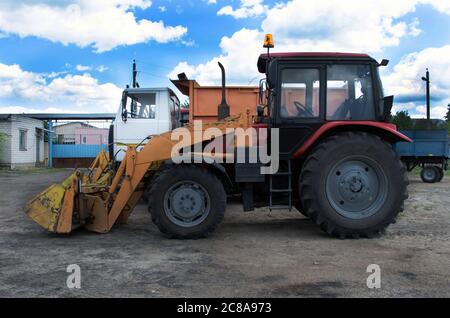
25, 113, 252, 235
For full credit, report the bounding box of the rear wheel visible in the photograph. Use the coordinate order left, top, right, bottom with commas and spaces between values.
299, 132, 408, 238
147, 164, 226, 239
294, 201, 309, 218
421, 166, 439, 183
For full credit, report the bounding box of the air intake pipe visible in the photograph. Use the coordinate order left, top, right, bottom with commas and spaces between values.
217, 62, 230, 120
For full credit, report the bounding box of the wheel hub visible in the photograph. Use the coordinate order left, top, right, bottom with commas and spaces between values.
326, 157, 388, 219
171, 187, 203, 219
164, 181, 211, 228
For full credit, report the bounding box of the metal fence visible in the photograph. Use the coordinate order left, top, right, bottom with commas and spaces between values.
53, 144, 108, 158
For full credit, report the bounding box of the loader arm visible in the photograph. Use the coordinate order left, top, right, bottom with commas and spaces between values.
25, 112, 252, 234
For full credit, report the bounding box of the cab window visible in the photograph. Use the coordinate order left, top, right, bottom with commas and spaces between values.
125, 93, 156, 119
326, 65, 375, 120
280, 68, 320, 119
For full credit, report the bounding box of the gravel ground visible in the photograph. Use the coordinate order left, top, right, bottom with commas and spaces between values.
0, 169, 449, 298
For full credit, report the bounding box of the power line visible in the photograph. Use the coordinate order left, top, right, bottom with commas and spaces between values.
135, 59, 174, 71
138, 70, 170, 80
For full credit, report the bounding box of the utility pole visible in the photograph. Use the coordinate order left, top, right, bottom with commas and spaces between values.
421, 68, 430, 120
132, 59, 137, 88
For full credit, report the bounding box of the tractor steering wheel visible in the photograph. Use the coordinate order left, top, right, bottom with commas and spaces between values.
294, 101, 314, 117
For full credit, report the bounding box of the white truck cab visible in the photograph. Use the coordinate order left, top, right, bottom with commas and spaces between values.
110, 87, 181, 162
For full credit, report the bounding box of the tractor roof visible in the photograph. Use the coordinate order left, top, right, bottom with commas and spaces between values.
257, 52, 374, 73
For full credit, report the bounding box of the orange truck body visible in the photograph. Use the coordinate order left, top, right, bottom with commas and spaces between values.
171, 79, 260, 122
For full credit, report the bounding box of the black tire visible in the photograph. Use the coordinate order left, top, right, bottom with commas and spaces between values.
299, 132, 408, 238
421, 166, 439, 183
436, 167, 444, 182
294, 201, 309, 218
147, 164, 226, 239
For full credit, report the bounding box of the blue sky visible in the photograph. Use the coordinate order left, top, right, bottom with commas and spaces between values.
0, 0, 450, 118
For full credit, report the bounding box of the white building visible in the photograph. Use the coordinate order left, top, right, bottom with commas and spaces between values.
0, 114, 46, 169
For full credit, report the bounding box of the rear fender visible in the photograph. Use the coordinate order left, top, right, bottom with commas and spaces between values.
293, 121, 412, 158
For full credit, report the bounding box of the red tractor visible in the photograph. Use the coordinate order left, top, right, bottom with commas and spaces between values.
144, 51, 410, 239
26, 40, 411, 240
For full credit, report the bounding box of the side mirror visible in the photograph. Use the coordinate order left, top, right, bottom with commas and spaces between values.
382, 95, 394, 120
266, 60, 277, 89
121, 91, 128, 122
379, 59, 389, 67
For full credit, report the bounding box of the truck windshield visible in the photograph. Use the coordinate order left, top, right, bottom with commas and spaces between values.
125, 93, 157, 119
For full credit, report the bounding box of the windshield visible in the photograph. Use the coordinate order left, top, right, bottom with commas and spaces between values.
124, 93, 156, 119
326, 64, 375, 120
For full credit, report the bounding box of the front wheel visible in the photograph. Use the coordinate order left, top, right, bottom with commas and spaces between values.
147, 164, 226, 239
299, 132, 408, 238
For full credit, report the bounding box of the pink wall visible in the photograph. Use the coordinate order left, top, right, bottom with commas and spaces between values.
75, 128, 108, 145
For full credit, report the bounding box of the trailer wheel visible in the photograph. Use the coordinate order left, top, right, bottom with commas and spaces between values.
436, 167, 444, 182
299, 132, 408, 238
421, 166, 439, 183
147, 164, 226, 239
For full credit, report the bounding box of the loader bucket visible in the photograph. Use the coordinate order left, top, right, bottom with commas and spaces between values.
24, 171, 81, 234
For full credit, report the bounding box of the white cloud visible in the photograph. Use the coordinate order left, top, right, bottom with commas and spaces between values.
425, 0, 450, 15
0, 0, 188, 53
75, 64, 91, 71
207, 0, 217, 4
169, 28, 262, 85
218, 0, 267, 19
261, 0, 423, 53
383, 45, 450, 119
96, 65, 109, 73
0, 105, 82, 114
0, 63, 122, 113
173, 0, 450, 91
158, 6, 166, 12
415, 105, 448, 118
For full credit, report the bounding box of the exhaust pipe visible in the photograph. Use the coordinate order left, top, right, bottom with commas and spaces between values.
217, 62, 230, 120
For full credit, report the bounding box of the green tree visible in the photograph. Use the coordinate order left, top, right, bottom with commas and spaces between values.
390, 110, 413, 130
446, 104, 450, 134
0, 132, 8, 156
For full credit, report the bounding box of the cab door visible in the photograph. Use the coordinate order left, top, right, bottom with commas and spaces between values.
114, 91, 160, 161
273, 64, 325, 159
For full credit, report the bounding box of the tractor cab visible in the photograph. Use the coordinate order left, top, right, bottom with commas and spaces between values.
257, 52, 392, 122
256, 52, 394, 158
